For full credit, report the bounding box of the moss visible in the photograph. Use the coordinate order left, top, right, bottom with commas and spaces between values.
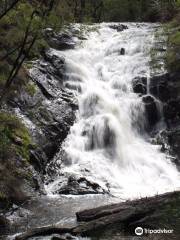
0, 61, 10, 86
25, 82, 37, 96
28, 38, 49, 59
166, 48, 180, 72
0, 112, 31, 161
169, 31, 180, 46
164, 14, 180, 72
24, 61, 33, 70
156, 193, 180, 233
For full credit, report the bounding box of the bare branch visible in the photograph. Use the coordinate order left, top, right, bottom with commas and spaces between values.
0, 0, 20, 20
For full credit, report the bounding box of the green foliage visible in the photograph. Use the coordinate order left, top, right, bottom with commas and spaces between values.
165, 12, 180, 73
25, 82, 37, 97
0, 112, 31, 161
0, 61, 10, 86
169, 31, 180, 46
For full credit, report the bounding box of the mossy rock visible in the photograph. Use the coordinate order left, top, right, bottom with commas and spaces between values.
165, 16, 180, 72
0, 112, 31, 161
25, 82, 37, 97
169, 31, 180, 46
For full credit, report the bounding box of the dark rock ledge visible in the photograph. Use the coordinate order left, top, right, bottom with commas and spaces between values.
15, 191, 180, 240
109, 24, 128, 32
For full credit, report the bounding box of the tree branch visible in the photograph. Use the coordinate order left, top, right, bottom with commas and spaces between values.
0, 0, 20, 20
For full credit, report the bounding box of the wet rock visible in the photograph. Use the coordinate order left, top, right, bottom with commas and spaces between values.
27, 98, 75, 172
31, 53, 66, 97
55, 176, 106, 195
149, 73, 170, 102
148, 70, 180, 167
164, 98, 180, 127
142, 95, 160, 127
119, 48, 125, 55
20, 51, 77, 173
30, 149, 48, 174
44, 29, 76, 51
43, 51, 65, 69
151, 130, 170, 153
132, 76, 147, 95
109, 24, 128, 32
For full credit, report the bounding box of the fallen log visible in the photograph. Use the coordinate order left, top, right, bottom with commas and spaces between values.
76, 191, 179, 222
15, 225, 74, 240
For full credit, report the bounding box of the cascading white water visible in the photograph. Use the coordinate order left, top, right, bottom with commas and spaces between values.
46, 23, 180, 199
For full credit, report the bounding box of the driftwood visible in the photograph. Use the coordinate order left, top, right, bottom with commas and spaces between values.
15, 225, 74, 240
15, 191, 180, 240
76, 191, 179, 222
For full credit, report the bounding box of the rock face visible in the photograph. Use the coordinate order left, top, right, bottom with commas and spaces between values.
150, 70, 180, 168
0, 44, 77, 218
11, 50, 77, 174
142, 95, 160, 128
161, 72, 180, 164
131, 29, 180, 168
147, 71, 180, 165
149, 73, 170, 102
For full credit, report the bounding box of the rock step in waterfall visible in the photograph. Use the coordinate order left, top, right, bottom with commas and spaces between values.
45, 23, 180, 199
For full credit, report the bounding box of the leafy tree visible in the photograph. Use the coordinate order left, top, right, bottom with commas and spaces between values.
0, 0, 58, 104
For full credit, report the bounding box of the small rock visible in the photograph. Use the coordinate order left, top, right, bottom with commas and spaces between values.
109, 24, 128, 32
119, 48, 125, 55
132, 76, 147, 95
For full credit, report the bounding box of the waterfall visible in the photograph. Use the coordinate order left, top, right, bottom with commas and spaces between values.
46, 23, 180, 199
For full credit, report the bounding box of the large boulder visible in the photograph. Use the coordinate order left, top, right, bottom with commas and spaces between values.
53, 175, 106, 195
